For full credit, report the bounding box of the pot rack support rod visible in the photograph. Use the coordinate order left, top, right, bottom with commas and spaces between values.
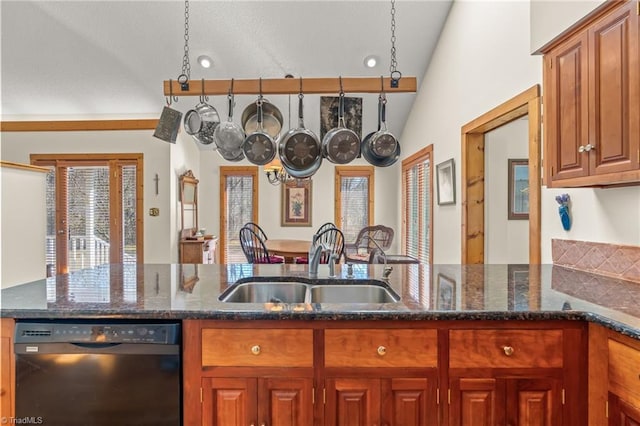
163, 76, 416, 96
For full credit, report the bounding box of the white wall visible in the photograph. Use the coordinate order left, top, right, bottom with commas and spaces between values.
400, 0, 640, 264
484, 118, 529, 264
1, 164, 47, 287
530, 0, 604, 53
399, 0, 541, 264
1, 129, 199, 264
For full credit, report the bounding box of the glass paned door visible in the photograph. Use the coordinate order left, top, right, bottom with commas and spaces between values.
35, 155, 141, 275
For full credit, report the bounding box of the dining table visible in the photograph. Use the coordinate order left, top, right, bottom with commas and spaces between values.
264, 239, 312, 263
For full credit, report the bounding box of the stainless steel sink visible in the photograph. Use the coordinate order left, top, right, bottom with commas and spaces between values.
218, 278, 401, 304
219, 282, 308, 303
309, 284, 400, 304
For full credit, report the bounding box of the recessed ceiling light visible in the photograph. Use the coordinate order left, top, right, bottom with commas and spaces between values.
197, 55, 213, 68
363, 55, 378, 68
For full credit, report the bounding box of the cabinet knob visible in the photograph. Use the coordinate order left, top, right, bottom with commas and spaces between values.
377, 345, 387, 356
251, 345, 261, 355
578, 144, 595, 153
503, 346, 515, 356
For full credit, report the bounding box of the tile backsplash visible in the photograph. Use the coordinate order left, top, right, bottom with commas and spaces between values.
552, 239, 640, 283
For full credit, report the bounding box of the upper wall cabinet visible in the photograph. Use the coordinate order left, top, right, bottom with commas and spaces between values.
542, 0, 639, 187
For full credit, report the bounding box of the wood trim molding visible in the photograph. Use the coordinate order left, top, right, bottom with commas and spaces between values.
0, 161, 49, 173
0, 119, 158, 132
461, 85, 542, 265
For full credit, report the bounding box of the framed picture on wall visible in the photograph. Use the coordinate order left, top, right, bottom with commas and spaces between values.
281, 179, 312, 227
436, 158, 455, 205
508, 159, 529, 220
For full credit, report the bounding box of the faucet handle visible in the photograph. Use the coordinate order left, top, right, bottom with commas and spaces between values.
382, 265, 393, 279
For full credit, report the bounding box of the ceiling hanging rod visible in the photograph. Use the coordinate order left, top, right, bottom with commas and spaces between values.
162, 76, 417, 97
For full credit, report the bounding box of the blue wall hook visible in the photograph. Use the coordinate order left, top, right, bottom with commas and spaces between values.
555, 193, 571, 231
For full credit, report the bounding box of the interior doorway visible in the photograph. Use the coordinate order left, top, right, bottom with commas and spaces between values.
461, 85, 541, 264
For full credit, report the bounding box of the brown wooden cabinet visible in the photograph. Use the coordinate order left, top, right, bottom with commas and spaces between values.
183, 320, 588, 426
202, 377, 313, 426
183, 321, 315, 426
608, 337, 640, 426
0, 319, 15, 422
179, 237, 217, 264
543, 0, 640, 187
448, 327, 583, 426
324, 328, 439, 426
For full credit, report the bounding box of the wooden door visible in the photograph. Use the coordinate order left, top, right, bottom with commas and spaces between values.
325, 378, 381, 426
381, 377, 437, 426
506, 378, 562, 426
258, 377, 313, 426
450, 378, 501, 426
544, 31, 590, 182
202, 378, 257, 426
610, 393, 640, 426
589, 1, 640, 176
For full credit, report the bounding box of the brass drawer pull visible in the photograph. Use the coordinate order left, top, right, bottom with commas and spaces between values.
251, 345, 261, 355
377, 345, 387, 356
503, 346, 514, 356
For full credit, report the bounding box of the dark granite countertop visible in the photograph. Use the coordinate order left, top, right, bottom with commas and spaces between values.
2, 263, 640, 340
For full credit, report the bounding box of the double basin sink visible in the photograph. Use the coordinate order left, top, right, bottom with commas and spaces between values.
219, 277, 400, 304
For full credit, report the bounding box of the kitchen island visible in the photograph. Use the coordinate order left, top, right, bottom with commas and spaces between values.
2, 263, 640, 425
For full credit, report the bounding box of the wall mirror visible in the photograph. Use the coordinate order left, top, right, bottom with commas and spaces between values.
179, 170, 198, 232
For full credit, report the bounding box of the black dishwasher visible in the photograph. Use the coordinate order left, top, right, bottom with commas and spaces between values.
14, 320, 181, 426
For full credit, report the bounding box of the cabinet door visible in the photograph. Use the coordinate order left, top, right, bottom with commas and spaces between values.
381, 377, 438, 426
545, 30, 590, 182
202, 377, 258, 426
449, 378, 502, 426
506, 378, 562, 426
589, 1, 640, 176
609, 393, 640, 426
258, 377, 313, 426
325, 378, 381, 426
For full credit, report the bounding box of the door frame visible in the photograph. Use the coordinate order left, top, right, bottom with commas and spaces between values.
461, 85, 541, 264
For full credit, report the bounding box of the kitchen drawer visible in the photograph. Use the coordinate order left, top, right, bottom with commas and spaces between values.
449, 329, 563, 369
324, 329, 437, 368
609, 338, 640, 399
201, 328, 313, 367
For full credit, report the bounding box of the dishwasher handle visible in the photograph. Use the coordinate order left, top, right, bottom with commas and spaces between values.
15, 342, 179, 355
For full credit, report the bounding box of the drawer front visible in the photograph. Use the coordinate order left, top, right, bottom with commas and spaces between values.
449, 329, 563, 369
325, 329, 437, 368
609, 339, 640, 398
202, 329, 313, 367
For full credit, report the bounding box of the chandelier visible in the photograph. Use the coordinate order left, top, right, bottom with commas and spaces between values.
264, 158, 293, 185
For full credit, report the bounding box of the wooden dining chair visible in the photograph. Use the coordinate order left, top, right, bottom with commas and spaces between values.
243, 222, 268, 241
313, 227, 345, 264
239, 227, 284, 264
294, 222, 338, 263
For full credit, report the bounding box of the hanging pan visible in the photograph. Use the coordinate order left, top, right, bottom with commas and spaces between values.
184, 79, 220, 146
241, 99, 283, 140
322, 78, 361, 164
278, 78, 322, 178
362, 85, 400, 167
214, 80, 245, 161
242, 80, 277, 165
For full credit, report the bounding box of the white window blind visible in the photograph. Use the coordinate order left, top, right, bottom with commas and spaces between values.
340, 176, 369, 242
223, 175, 255, 263
403, 151, 431, 264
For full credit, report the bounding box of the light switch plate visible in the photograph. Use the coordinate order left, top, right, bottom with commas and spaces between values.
149, 207, 160, 216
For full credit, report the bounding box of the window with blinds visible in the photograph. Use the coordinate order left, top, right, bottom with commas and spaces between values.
335, 166, 374, 243
402, 146, 433, 264
220, 167, 258, 263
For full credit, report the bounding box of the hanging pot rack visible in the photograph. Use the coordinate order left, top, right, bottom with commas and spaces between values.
163, 76, 416, 98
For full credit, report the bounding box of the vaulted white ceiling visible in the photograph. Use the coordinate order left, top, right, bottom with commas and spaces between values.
1, 1, 452, 140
